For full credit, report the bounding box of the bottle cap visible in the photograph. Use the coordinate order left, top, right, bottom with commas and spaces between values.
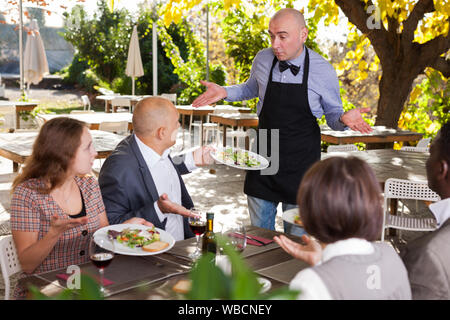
206, 212, 214, 219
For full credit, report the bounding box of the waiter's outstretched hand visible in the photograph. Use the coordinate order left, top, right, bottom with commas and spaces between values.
192, 80, 227, 107
340, 108, 373, 134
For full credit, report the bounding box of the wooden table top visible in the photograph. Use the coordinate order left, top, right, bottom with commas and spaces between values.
209, 113, 259, 127
176, 105, 252, 116
19, 226, 305, 299
322, 149, 428, 183
321, 126, 423, 144
0, 130, 125, 162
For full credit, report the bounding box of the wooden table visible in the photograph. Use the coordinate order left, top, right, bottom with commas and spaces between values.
0, 130, 125, 172
0, 101, 38, 129
209, 113, 259, 149
19, 227, 307, 299
37, 113, 133, 132
321, 126, 423, 145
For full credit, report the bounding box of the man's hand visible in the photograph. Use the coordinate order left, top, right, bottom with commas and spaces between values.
157, 193, 197, 218
193, 146, 215, 166
192, 80, 227, 107
340, 108, 373, 134
273, 234, 322, 266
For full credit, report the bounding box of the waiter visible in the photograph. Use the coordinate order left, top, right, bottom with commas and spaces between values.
192, 8, 372, 235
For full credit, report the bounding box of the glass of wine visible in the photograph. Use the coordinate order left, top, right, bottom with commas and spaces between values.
89, 235, 115, 295
188, 209, 206, 260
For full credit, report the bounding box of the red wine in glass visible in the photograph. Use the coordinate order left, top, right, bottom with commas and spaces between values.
90, 252, 114, 269
190, 221, 206, 236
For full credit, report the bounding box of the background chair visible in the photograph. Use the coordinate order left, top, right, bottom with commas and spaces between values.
0, 235, 21, 300
98, 121, 129, 135
381, 178, 441, 243
0, 106, 16, 131
0, 73, 5, 99
327, 144, 358, 152
111, 98, 132, 113
160, 93, 177, 104
400, 146, 429, 152
97, 87, 117, 96
417, 138, 431, 148
81, 95, 91, 111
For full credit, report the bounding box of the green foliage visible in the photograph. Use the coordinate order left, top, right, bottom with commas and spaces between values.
29, 274, 104, 300
398, 69, 450, 141
187, 235, 299, 300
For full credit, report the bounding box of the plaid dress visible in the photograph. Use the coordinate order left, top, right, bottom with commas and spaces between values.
10, 175, 104, 298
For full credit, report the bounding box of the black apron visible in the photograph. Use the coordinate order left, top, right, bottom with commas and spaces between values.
244, 48, 321, 205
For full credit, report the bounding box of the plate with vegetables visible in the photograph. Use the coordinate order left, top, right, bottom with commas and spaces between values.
211, 146, 269, 170
93, 224, 175, 256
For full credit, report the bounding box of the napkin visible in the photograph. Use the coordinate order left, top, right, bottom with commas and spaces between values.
56, 273, 114, 286
230, 233, 274, 246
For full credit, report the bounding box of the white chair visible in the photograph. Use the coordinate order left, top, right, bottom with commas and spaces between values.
400, 146, 429, 152
0, 73, 5, 98
327, 144, 358, 152
70, 110, 95, 114
1, 106, 16, 130
0, 235, 21, 300
417, 138, 431, 148
111, 98, 132, 113
97, 87, 117, 95
160, 93, 177, 104
381, 178, 441, 242
81, 95, 91, 111
99, 121, 129, 135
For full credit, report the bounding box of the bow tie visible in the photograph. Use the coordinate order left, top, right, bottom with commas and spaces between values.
278, 60, 300, 76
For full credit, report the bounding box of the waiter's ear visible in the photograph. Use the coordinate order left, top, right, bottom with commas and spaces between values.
300, 27, 308, 43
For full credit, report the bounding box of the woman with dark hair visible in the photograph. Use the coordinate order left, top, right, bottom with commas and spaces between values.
10, 117, 152, 298
274, 156, 411, 299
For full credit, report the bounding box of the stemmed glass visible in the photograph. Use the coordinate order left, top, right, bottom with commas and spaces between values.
188, 209, 206, 260
223, 223, 247, 253
89, 235, 115, 295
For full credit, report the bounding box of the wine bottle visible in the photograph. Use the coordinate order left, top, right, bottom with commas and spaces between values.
202, 212, 216, 256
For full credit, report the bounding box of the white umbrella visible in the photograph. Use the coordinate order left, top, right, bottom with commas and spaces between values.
125, 25, 144, 96
24, 19, 49, 92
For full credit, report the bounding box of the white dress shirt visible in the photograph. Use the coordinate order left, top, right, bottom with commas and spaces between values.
289, 238, 375, 300
134, 135, 196, 241
430, 198, 450, 228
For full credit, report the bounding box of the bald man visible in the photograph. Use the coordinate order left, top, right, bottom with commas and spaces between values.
192, 8, 372, 236
98, 97, 213, 241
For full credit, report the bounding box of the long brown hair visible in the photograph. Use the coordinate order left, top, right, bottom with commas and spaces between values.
298, 156, 383, 244
12, 117, 87, 194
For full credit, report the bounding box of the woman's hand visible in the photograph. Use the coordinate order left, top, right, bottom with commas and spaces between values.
273, 234, 322, 266
123, 217, 154, 227
49, 214, 88, 236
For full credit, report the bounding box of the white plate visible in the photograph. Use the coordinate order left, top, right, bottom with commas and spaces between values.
282, 208, 303, 227
258, 277, 272, 294
93, 224, 175, 256
211, 146, 269, 171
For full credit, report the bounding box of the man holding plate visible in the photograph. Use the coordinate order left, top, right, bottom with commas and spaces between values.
193, 8, 372, 236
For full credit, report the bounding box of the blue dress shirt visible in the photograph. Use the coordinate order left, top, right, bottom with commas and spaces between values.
225, 46, 346, 131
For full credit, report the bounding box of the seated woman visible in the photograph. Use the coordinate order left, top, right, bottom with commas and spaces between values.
10, 117, 152, 299
274, 156, 412, 300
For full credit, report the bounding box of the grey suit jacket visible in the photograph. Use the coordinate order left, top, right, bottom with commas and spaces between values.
400, 218, 450, 300
98, 135, 195, 239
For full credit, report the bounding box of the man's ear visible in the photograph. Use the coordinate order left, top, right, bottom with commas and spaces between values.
156, 126, 166, 140
441, 159, 449, 180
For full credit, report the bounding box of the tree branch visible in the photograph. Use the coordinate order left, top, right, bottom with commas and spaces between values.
419, 33, 450, 66
430, 56, 450, 78
402, 0, 435, 47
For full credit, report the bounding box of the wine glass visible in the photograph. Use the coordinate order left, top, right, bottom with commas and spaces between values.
89, 235, 115, 295
188, 209, 206, 260
223, 223, 247, 253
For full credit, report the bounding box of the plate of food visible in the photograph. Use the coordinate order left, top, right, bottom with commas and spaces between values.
282, 208, 303, 227
211, 146, 269, 170
93, 224, 175, 256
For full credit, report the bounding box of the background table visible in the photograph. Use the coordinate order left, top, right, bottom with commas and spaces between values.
0, 130, 125, 172
38, 113, 133, 132
209, 113, 259, 149
321, 126, 423, 145
0, 101, 38, 129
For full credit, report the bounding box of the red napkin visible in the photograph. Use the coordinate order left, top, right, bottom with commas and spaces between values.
56, 273, 114, 286
229, 233, 274, 246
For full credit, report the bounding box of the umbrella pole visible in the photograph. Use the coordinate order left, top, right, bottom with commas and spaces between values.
19, 0, 25, 99
132, 77, 135, 96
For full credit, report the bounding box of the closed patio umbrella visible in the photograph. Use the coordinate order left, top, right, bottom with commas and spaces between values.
24, 19, 49, 93
125, 25, 144, 96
